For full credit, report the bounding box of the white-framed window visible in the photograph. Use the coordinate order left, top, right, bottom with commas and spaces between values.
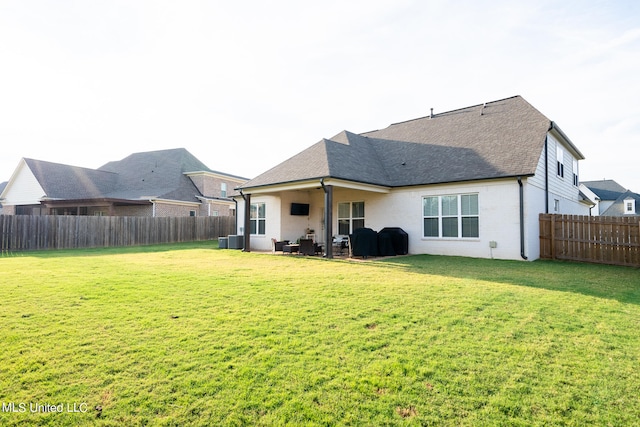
556, 146, 564, 178
572, 159, 579, 186
338, 201, 364, 235
422, 194, 479, 238
624, 199, 636, 215
250, 202, 266, 235
189, 210, 197, 217
221, 183, 227, 198
554, 199, 560, 212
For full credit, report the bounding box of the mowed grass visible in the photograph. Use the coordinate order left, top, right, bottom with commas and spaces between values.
1, 242, 639, 426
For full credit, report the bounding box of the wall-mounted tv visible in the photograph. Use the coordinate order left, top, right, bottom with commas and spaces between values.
290, 203, 310, 216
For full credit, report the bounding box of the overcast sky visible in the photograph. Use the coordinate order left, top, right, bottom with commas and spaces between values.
1, 0, 639, 192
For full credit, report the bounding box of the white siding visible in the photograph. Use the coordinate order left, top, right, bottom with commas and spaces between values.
235, 195, 282, 251
527, 133, 588, 217
332, 180, 525, 260
2, 160, 46, 205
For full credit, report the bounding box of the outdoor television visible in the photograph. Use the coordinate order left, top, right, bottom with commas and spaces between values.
290, 203, 310, 216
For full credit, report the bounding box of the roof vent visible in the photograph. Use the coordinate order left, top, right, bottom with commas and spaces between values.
480, 102, 486, 116
429, 108, 434, 119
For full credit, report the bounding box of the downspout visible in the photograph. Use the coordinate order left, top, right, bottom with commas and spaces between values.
518, 177, 528, 260
544, 135, 549, 214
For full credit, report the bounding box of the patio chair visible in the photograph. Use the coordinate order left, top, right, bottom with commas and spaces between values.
271, 238, 289, 253
299, 239, 315, 256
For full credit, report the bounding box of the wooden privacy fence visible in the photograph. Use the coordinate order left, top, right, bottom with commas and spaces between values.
0, 215, 235, 252
540, 214, 640, 267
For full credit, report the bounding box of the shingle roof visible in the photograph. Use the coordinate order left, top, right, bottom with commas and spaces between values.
241, 96, 566, 190
23, 148, 221, 203
582, 179, 629, 201
24, 159, 119, 200
99, 148, 208, 202
601, 190, 640, 216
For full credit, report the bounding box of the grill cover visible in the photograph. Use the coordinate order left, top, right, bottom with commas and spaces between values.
349, 228, 378, 258
379, 227, 409, 255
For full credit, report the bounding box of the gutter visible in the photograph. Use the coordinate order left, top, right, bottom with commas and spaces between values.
518, 177, 528, 260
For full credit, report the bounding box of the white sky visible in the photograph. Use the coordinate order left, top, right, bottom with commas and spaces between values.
1, 0, 639, 191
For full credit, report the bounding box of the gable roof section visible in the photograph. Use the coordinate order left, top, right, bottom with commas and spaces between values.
241, 96, 571, 190
601, 190, 640, 216
25, 158, 118, 200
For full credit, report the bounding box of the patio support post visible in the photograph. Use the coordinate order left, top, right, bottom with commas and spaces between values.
243, 192, 251, 252
322, 182, 333, 259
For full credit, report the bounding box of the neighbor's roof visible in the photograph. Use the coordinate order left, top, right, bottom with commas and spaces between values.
582, 179, 629, 201
98, 148, 209, 202
18, 148, 238, 204
240, 95, 581, 190
601, 190, 640, 216
24, 158, 119, 200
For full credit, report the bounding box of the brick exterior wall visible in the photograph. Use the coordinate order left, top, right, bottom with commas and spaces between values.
103, 205, 154, 217
153, 202, 199, 217
189, 173, 246, 199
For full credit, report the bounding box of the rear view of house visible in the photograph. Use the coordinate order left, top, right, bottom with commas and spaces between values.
235, 96, 591, 260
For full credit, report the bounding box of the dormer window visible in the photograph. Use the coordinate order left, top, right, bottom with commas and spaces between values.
624, 198, 636, 215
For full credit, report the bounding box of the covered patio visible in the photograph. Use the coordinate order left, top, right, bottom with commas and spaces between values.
236, 178, 390, 259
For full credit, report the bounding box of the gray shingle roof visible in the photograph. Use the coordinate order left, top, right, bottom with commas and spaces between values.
241, 96, 564, 190
23, 148, 220, 203
582, 179, 629, 201
601, 190, 640, 216
25, 159, 119, 200
99, 148, 208, 202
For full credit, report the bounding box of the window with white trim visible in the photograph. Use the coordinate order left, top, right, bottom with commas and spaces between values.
556, 146, 564, 178
572, 159, 579, 186
221, 183, 227, 198
338, 201, 364, 235
250, 202, 266, 235
624, 199, 636, 215
422, 194, 479, 238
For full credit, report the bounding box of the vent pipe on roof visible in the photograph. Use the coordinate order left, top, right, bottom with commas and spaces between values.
480, 102, 486, 116
429, 108, 433, 119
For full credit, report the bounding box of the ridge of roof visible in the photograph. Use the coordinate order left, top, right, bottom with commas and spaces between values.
362, 95, 526, 134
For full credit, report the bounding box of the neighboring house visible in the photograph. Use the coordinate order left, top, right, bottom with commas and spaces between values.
234, 95, 591, 260
0, 181, 6, 214
0, 148, 247, 217
581, 179, 640, 216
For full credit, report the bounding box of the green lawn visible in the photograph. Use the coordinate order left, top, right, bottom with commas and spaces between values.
1, 242, 639, 426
